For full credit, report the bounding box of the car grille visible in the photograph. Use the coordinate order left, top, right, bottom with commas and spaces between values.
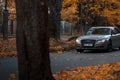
81, 39, 96, 48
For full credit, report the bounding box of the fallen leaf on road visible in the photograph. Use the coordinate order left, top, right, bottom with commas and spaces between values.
54, 62, 120, 80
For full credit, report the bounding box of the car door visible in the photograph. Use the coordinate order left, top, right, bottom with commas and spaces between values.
114, 28, 120, 47
111, 28, 120, 48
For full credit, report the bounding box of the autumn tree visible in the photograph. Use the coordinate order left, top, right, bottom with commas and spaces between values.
15, 0, 54, 80
61, 0, 79, 25
7, 0, 16, 20
62, 0, 120, 34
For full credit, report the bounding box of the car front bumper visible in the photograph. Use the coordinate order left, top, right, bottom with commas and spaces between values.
75, 41, 108, 50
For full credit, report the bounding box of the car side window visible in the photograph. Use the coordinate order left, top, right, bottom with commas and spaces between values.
115, 28, 120, 33
112, 28, 120, 34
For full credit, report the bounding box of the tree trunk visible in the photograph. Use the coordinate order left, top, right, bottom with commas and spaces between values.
15, 0, 54, 80
49, 0, 62, 40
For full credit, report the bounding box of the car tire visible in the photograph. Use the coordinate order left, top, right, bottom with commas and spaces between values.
106, 40, 112, 52
76, 49, 84, 53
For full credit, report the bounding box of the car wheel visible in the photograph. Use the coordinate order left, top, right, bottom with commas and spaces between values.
76, 49, 84, 53
106, 40, 112, 52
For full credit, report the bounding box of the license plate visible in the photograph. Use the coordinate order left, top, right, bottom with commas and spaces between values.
76, 46, 80, 49
84, 43, 93, 46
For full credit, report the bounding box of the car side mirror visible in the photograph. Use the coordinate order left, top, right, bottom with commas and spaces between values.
111, 33, 113, 35
111, 33, 114, 36
111, 31, 115, 35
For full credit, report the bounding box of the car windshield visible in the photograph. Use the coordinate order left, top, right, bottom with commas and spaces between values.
86, 28, 111, 35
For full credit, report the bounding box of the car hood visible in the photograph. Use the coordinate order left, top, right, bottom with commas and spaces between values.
77, 35, 111, 40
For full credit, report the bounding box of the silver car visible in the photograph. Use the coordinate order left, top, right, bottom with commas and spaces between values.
75, 26, 120, 52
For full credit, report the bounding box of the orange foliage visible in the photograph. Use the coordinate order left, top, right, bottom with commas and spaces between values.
7, 0, 16, 20
62, 0, 120, 26
54, 62, 120, 80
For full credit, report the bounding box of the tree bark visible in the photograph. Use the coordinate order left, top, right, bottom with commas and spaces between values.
15, 0, 54, 80
49, 0, 62, 40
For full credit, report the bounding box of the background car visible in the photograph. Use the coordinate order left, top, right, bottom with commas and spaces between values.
75, 26, 120, 52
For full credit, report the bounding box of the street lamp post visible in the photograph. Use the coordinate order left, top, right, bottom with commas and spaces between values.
3, 0, 8, 40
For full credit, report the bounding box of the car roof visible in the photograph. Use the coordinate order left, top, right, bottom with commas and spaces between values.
91, 26, 115, 29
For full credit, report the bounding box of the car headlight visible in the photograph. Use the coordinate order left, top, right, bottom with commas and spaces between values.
96, 39, 106, 44
76, 39, 81, 44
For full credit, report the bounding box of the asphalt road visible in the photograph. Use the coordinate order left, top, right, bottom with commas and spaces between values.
1, 49, 120, 79
51, 49, 120, 73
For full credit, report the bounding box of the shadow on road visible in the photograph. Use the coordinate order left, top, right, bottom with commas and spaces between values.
78, 48, 120, 54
